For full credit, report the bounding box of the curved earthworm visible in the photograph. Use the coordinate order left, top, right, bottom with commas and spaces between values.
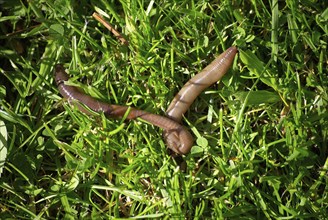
54, 64, 193, 154
54, 46, 237, 154
166, 46, 238, 122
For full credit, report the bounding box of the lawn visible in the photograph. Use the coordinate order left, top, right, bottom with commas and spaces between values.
0, 0, 327, 219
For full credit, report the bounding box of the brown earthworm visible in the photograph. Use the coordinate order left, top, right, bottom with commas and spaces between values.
166, 46, 238, 122
54, 64, 193, 154
54, 46, 237, 154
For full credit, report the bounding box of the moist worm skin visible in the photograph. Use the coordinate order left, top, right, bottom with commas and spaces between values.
166, 46, 238, 122
54, 64, 193, 154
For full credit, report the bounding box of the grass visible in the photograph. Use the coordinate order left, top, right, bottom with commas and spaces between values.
0, 0, 327, 219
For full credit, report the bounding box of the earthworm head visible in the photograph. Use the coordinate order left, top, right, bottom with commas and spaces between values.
54, 64, 70, 85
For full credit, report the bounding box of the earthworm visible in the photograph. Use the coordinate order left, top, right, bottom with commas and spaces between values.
166, 46, 238, 122
54, 64, 193, 154
54, 46, 237, 154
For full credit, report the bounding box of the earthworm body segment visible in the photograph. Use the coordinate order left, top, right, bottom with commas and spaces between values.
54, 46, 237, 154
166, 46, 238, 121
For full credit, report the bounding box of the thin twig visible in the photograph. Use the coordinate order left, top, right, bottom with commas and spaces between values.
92, 12, 128, 45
